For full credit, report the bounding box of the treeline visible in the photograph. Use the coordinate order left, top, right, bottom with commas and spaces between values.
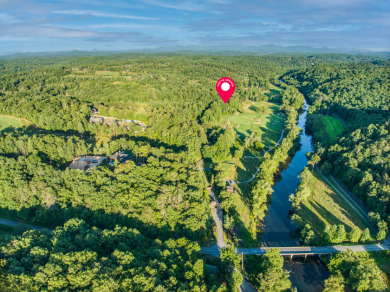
284, 62, 390, 234
202, 127, 236, 163
323, 250, 388, 292
0, 219, 226, 291
245, 249, 292, 291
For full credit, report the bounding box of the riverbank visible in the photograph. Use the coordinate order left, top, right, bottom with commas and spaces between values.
290, 167, 374, 245
260, 100, 312, 247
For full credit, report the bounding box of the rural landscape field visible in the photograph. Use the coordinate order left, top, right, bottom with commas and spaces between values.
0, 0, 389, 291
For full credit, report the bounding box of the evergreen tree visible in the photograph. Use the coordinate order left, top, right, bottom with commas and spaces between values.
361, 228, 371, 243
348, 227, 361, 243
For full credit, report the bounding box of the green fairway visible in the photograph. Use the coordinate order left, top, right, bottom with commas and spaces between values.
299, 169, 373, 240
217, 101, 284, 182
309, 114, 344, 145
0, 115, 30, 132
228, 102, 284, 147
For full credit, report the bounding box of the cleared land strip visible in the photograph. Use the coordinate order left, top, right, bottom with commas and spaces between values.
0, 115, 32, 125
316, 167, 371, 227
92, 114, 146, 128
0, 217, 49, 231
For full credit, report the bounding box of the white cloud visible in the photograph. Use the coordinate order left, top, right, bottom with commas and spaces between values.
52, 9, 159, 20
90, 23, 180, 31
141, 0, 204, 11
0, 12, 19, 23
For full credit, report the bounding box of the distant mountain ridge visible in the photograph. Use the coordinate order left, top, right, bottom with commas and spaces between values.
1, 44, 389, 59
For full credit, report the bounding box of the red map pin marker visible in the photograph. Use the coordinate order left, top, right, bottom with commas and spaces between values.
216, 77, 235, 104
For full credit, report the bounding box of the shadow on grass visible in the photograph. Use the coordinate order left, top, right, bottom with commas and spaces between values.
234, 159, 262, 183
301, 200, 345, 234
261, 112, 284, 146
311, 170, 375, 234
230, 204, 258, 247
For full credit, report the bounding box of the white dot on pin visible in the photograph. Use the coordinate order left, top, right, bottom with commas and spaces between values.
221, 82, 230, 91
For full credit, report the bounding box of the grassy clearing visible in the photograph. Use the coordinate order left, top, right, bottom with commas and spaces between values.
0, 115, 31, 132
95, 71, 120, 76
232, 183, 259, 247
211, 101, 283, 247
214, 156, 260, 182
310, 114, 344, 145
229, 102, 284, 146
88, 136, 111, 153
209, 101, 284, 246
206, 89, 283, 247
322, 115, 344, 143
217, 102, 283, 182
300, 169, 373, 238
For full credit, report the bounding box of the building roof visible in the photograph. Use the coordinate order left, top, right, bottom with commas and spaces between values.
69, 156, 107, 170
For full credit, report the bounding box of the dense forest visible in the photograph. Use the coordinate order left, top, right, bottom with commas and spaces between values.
0, 131, 213, 241
0, 53, 389, 290
284, 62, 390, 234
0, 219, 225, 291
324, 250, 388, 291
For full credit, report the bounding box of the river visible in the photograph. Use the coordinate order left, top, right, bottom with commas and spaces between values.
260, 100, 313, 247
257, 100, 333, 291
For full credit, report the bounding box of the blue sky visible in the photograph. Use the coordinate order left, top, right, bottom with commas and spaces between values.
0, 0, 389, 54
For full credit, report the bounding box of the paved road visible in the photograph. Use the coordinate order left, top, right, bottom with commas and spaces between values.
235, 240, 390, 255
0, 218, 48, 231
201, 240, 390, 257
197, 159, 227, 251
210, 189, 228, 251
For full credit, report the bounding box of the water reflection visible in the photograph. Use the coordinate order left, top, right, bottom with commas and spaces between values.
260, 101, 313, 247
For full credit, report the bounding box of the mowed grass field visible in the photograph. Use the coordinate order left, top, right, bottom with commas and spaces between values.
311, 115, 344, 145
300, 169, 373, 239
217, 102, 284, 183
0, 115, 31, 132
229, 102, 284, 147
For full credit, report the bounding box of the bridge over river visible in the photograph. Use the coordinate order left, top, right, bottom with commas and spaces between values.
200, 240, 390, 258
